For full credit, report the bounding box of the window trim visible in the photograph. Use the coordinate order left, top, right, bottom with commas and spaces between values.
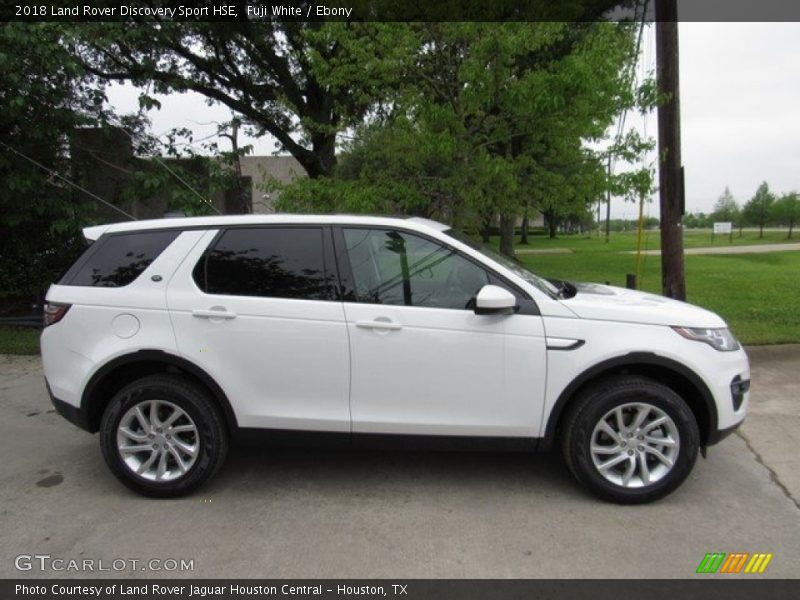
192, 224, 339, 302
331, 227, 357, 302
332, 225, 540, 316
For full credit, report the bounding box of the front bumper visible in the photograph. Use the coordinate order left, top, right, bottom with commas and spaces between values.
706, 419, 743, 446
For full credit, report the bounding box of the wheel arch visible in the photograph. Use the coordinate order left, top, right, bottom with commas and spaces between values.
81, 350, 238, 435
541, 352, 717, 451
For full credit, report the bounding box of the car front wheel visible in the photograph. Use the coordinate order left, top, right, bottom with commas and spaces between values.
561, 375, 700, 504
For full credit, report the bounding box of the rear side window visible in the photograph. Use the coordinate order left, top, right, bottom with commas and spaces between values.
61, 230, 180, 288
193, 227, 334, 301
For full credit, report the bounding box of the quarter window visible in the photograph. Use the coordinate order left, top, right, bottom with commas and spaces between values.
194, 227, 334, 300
62, 230, 179, 288
343, 228, 490, 310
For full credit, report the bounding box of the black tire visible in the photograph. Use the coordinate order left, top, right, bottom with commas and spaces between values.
99, 374, 228, 497
561, 375, 700, 504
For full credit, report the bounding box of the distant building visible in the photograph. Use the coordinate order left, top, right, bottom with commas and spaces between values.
240, 155, 305, 213
70, 126, 307, 219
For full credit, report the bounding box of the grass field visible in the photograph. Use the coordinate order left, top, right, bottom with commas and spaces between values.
0, 327, 40, 355
501, 230, 799, 345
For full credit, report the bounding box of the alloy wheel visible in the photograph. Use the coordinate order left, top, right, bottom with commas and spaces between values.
116, 399, 199, 482
589, 402, 680, 488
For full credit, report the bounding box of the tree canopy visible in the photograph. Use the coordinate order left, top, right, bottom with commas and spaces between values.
743, 182, 775, 239
268, 21, 654, 253
72, 20, 418, 178
710, 186, 740, 224
772, 191, 799, 239
69, 0, 636, 182
0, 23, 104, 300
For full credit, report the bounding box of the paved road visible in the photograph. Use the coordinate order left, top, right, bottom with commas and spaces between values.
516, 242, 800, 257
0, 349, 798, 579
628, 243, 800, 256
514, 248, 573, 255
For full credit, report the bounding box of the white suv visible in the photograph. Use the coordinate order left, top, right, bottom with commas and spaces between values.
41, 215, 750, 502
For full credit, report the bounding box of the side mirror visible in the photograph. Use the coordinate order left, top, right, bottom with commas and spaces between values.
474, 285, 517, 315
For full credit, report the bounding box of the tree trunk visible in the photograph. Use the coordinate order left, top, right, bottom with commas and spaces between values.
480, 211, 493, 243
542, 209, 559, 239
308, 132, 337, 178
499, 214, 515, 258
759, 221, 764, 238
520, 212, 530, 244
788, 221, 793, 239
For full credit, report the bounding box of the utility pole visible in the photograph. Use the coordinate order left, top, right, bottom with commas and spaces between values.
656, 0, 686, 300
220, 117, 250, 214
605, 155, 611, 243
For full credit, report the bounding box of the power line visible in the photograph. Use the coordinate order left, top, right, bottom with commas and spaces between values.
610, 1, 650, 174
0, 140, 137, 221
605, 2, 650, 242
105, 115, 223, 215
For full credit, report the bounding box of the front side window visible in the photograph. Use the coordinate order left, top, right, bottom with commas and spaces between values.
343, 228, 490, 310
62, 230, 179, 288
194, 227, 333, 300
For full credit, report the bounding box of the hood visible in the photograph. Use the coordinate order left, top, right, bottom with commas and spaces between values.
560, 282, 727, 328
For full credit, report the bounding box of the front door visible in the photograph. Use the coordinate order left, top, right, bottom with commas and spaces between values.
339, 227, 547, 438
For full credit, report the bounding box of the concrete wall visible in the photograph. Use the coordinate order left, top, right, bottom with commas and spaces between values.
240, 155, 306, 213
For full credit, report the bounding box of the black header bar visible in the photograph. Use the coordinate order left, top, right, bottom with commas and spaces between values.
3, 579, 800, 600
4, 0, 800, 23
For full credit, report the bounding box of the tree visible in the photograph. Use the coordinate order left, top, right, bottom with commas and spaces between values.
0, 23, 104, 303
683, 212, 710, 229
272, 21, 653, 257
0, 24, 240, 303
772, 191, 799, 239
710, 186, 742, 236
72, 20, 416, 179
711, 187, 740, 222
743, 182, 775, 238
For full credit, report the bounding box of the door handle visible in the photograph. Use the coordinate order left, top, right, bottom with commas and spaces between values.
192, 308, 237, 320
355, 320, 402, 331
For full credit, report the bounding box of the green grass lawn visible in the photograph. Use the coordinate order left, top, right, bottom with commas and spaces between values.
496, 230, 799, 345
509, 228, 798, 253
0, 327, 40, 355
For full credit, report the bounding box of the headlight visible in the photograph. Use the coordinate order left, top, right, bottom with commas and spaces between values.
672, 326, 740, 352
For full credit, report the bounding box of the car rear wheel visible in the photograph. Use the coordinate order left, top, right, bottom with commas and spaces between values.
561, 375, 700, 504
99, 374, 228, 497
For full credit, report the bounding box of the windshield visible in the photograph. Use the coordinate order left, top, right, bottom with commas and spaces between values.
443, 229, 560, 298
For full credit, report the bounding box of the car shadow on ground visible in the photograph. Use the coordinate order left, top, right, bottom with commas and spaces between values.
206, 442, 583, 500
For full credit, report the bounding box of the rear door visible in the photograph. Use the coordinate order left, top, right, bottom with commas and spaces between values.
337, 227, 547, 438
167, 226, 350, 432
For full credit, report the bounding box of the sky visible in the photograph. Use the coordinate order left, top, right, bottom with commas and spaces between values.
104, 22, 800, 220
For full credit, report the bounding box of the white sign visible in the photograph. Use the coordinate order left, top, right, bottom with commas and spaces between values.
713, 222, 732, 234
